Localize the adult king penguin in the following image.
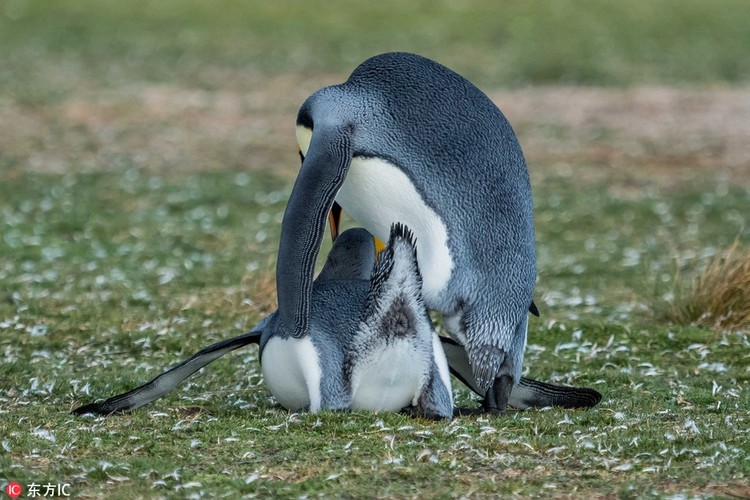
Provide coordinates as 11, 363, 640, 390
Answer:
279, 52, 537, 413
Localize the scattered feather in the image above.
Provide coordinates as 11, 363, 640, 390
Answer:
32, 428, 56, 442
683, 418, 700, 434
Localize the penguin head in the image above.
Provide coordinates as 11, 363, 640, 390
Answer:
294, 101, 352, 245
316, 227, 378, 283
295, 106, 313, 159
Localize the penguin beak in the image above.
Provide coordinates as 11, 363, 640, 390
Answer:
328, 202, 343, 241
328, 201, 387, 258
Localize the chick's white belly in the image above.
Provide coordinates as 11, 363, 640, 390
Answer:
350, 342, 427, 411
335, 156, 453, 305
261, 336, 322, 412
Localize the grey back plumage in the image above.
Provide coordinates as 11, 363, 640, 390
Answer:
299, 52, 535, 288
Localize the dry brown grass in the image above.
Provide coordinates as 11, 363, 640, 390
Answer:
665, 242, 750, 331
241, 265, 279, 314
3, 71, 749, 195
169, 266, 278, 321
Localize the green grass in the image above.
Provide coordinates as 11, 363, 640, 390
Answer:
1, 167, 748, 497
1, 0, 750, 105
1, 1, 749, 497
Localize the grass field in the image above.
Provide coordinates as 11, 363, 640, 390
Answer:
2, 0, 750, 93
1, 1, 749, 498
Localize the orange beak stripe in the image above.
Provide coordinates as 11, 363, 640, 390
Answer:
328, 202, 343, 241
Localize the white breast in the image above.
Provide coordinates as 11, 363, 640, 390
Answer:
349, 339, 429, 412
295, 126, 453, 300
261, 336, 322, 412
335, 156, 453, 304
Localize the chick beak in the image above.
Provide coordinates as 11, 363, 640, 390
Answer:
373, 236, 386, 257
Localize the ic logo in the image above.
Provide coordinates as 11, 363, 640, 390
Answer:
5, 482, 22, 498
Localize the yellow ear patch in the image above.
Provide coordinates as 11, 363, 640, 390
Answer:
295, 125, 313, 157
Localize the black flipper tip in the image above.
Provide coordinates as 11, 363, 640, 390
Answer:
567, 387, 602, 408
71, 402, 122, 416
529, 300, 540, 317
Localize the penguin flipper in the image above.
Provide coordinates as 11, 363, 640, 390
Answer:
72, 323, 267, 416
440, 337, 601, 410
441, 336, 485, 396
508, 377, 602, 409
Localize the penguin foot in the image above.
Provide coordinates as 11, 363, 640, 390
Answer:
452, 406, 486, 417
482, 374, 514, 413
401, 405, 450, 420
452, 375, 516, 417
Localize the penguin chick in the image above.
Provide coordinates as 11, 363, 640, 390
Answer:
342, 224, 453, 418
279, 52, 536, 412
